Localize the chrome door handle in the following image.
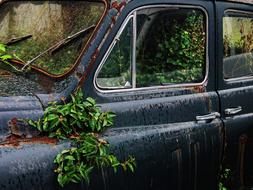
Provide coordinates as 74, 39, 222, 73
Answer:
196, 112, 221, 121
225, 106, 242, 115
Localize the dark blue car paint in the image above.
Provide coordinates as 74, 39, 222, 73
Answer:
0, 0, 252, 189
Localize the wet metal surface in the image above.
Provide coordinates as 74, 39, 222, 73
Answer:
0, 142, 70, 190
1, 0, 252, 189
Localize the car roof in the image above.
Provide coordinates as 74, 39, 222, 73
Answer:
119, 0, 253, 5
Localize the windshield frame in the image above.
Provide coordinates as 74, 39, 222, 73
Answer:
0, 0, 109, 80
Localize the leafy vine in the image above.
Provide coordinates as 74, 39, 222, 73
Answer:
28, 90, 136, 187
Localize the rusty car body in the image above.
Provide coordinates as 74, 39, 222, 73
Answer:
0, 0, 253, 189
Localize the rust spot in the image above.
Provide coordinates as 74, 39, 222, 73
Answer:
92, 48, 100, 60
111, 1, 126, 12
0, 135, 58, 148
193, 85, 205, 93
9, 117, 18, 126
0, 69, 12, 77
8, 118, 40, 138
111, 16, 117, 24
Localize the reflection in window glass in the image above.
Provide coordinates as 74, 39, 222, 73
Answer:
223, 12, 253, 79
97, 20, 132, 89
136, 8, 206, 87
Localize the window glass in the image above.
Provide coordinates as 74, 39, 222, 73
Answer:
136, 8, 206, 87
96, 7, 206, 90
223, 11, 253, 79
0, 1, 104, 75
0, 1, 105, 96
96, 19, 133, 89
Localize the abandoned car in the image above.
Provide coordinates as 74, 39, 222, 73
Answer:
0, 0, 253, 189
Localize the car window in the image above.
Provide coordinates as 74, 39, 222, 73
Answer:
96, 7, 207, 90
96, 18, 133, 89
223, 11, 253, 79
0, 0, 105, 96
136, 8, 206, 87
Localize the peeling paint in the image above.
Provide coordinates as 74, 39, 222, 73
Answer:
0, 136, 58, 148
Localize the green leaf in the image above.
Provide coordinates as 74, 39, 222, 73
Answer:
0, 44, 6, 52
0, 54, 12, 60
65, 155, 75, 161
42, 122, 49, 131
86, 97, 96, 106
47, 114, 59, 121
128, 163, 134, 172
25, 89, 135, 187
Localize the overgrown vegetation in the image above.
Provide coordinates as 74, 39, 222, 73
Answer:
0, 1, 104, 75
97, 10, 206, 88
28, 89, 136, 187
0, 43, 20, 72
136, 10, 205, 86
219, 168, 231, 190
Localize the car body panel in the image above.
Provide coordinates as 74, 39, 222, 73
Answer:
0, 0, 252, 189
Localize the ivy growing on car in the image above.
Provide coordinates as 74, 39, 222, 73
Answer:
28, 89, 136, 187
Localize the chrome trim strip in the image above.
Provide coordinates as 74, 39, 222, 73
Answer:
94, 5, 209, 94
132, 11, 137, 88
225, 75, 253, 83
224, 9, 253, 16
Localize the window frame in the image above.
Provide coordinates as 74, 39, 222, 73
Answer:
94, 5, 209, 93
223, 9, 253, 82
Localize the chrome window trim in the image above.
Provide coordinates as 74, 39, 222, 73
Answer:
94, 5, 209, 94
223, 9, 253, 83
132, 11, 137, 88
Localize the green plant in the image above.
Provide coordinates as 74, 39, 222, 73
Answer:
136, 10, 205, 87
0, 43, 19, 72
219, 168, 231, 190
28, 89, 136, 187
1, 2, 104, 76
154, 11, 205, 82
0, 43, 27, 73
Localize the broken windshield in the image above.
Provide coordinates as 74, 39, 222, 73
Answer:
0, 0, 105, 76
0, 0, 106, 97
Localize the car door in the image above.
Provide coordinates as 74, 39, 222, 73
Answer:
216, 1, 253, 189
82, 0, 223, 190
